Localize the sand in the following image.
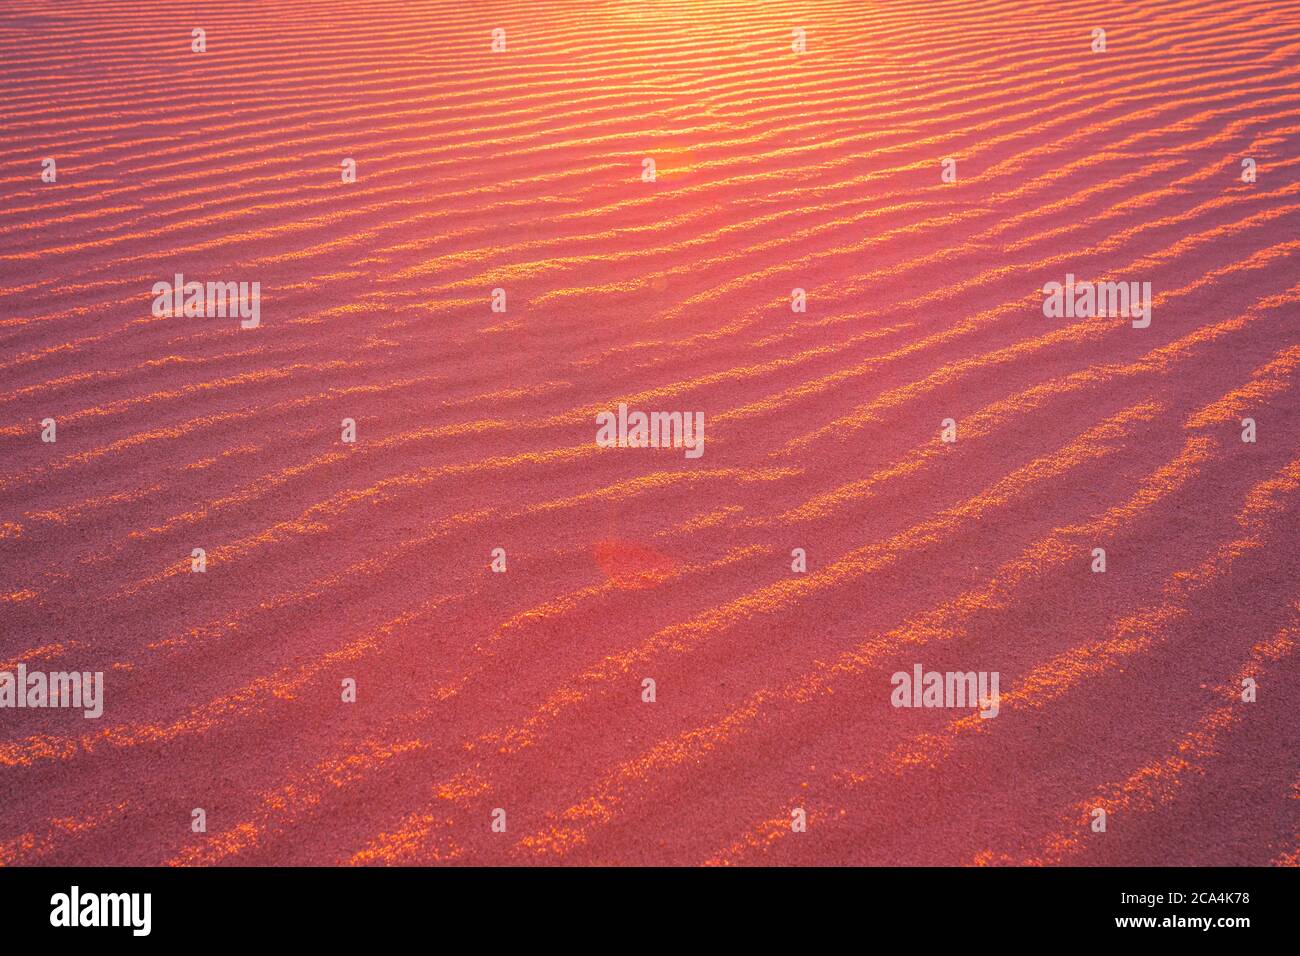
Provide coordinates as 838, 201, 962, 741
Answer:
0, 0, 1297, 866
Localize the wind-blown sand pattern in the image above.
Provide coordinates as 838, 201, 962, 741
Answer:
1, 0, 1297, 866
